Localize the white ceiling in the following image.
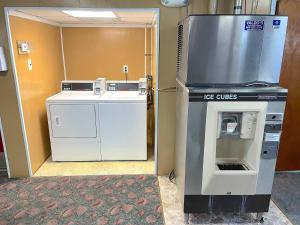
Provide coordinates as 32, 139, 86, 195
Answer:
12, 8, 158, 26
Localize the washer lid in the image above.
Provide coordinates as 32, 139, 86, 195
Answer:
46, 91, 146, 103
102, 91, 147, 103
46, 91, 112, 103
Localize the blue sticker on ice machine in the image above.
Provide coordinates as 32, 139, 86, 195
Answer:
244, 20, 264, 31
273, 20, 281, 29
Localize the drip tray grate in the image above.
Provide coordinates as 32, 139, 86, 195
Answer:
217, 163, 248, 170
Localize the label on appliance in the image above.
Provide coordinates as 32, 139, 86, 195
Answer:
273, 20, 281, 29
189, 92, 288, 102
265, 133, 281, 142
227, 123, 237, 133
245, 20, 264, 31
203, 93, 238, 100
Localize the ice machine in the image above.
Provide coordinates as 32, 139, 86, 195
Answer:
175, 15, 288, 223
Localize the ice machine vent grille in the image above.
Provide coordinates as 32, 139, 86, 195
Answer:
177, 24, 183, 73
217, 163, 247, 170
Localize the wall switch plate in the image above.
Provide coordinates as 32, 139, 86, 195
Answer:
123, 65, 128, 73
28, 59, 32, 71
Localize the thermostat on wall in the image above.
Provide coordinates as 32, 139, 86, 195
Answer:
17, 41, 31, 54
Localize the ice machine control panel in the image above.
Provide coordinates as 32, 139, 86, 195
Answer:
261, 113, 283, 159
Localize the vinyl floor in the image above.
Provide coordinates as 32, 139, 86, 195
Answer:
272, 172, 300, 225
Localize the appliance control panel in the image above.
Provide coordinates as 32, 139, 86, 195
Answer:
107, 82, 139, 91
261, 113, 283, 159
61, 81, 94, 91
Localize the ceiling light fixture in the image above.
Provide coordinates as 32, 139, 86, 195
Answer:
63, 10, 116, 18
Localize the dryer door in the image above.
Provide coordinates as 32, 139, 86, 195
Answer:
49, 104, 97, 138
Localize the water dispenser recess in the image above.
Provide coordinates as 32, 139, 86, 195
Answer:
202, 102, 267, 195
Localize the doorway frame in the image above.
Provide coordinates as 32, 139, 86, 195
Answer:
4, 7, 160, 176
0, 116, 11, 178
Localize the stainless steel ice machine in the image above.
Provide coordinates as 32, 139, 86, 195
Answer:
175, 15, 288, 223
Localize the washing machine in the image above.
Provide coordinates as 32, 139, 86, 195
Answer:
99, 80, 147, 161
46, 80, 108, 161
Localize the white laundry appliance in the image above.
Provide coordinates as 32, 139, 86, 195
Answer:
99, 80, 147, 161
46, 80, 108, 161
46, 79, 147, 161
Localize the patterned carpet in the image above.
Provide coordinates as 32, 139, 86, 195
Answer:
0, 175, 164, 225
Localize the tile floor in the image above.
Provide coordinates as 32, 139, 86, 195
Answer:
34, 157, 155, 176
34, 148, 155, 176
158, 176, 293, 225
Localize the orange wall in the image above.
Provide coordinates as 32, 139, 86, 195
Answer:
62, 27, 151, 81
10, 16, 64, 174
